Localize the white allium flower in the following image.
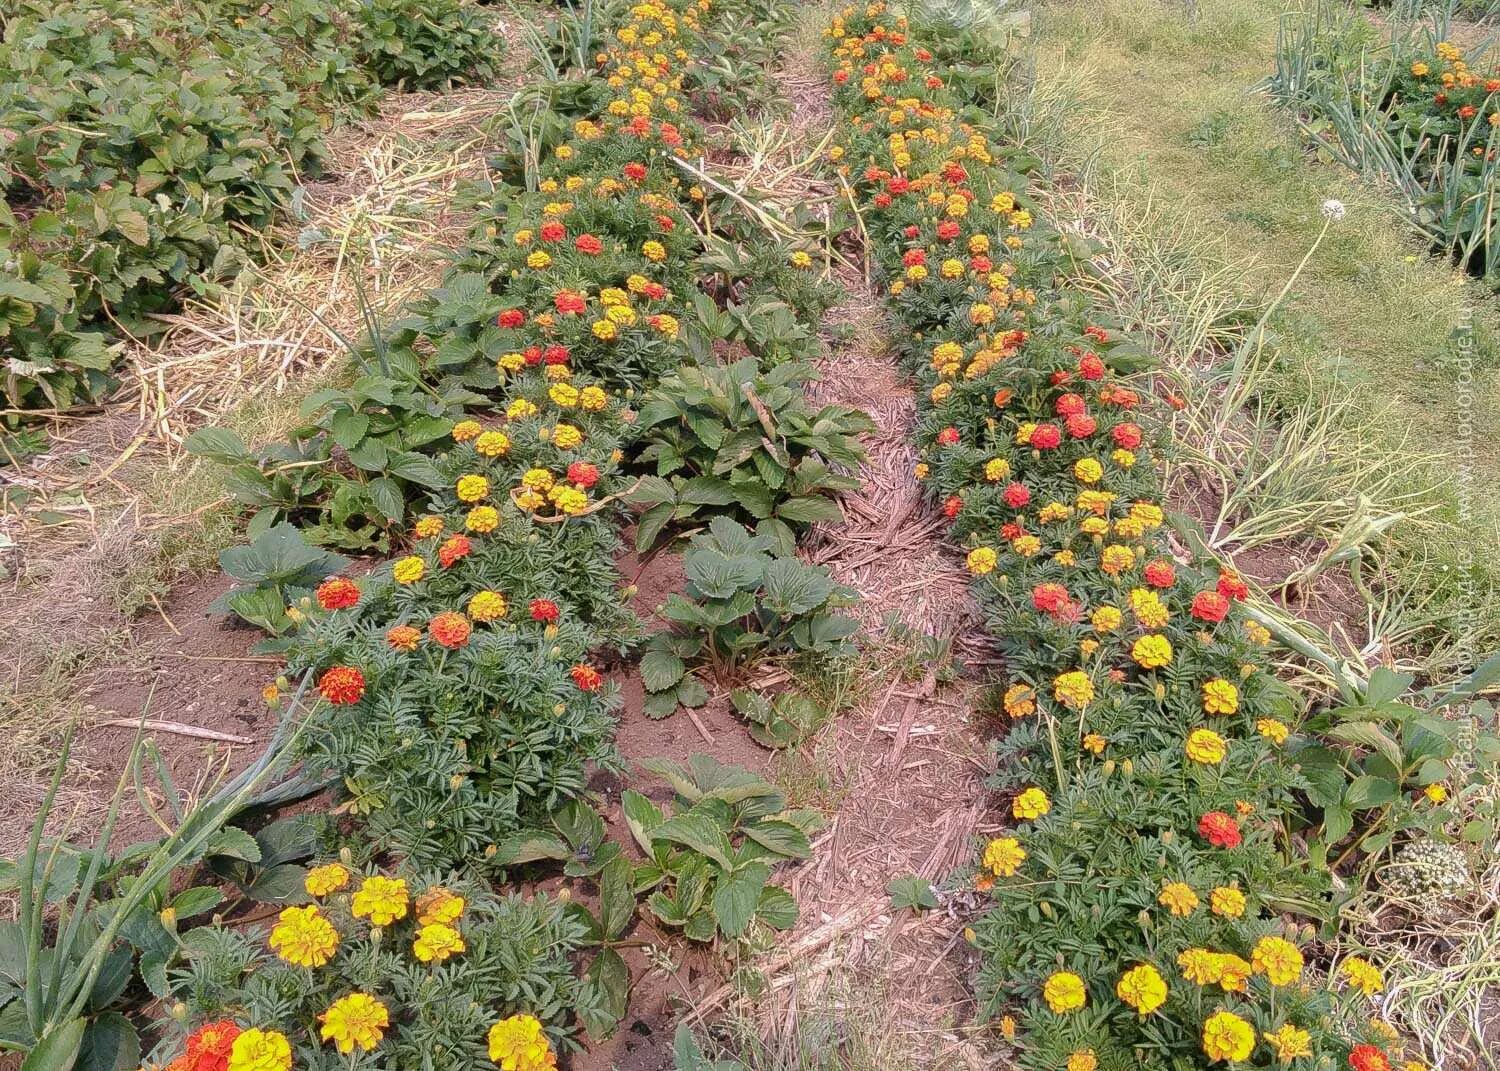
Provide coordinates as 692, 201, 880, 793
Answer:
1320, 199, 1347, 222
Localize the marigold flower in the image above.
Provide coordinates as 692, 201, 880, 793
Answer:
1350, 1045, 1392, 1071
579, 385, 608, 411
530, 598, 561, 623
1042, 970, 1086, 1013
316, 577, 360, 611
642, 240, 667, 261
226, 1028, 291, 1071
1185, 727, 1227, 765
413, 922, 466, 963
1143, 559, 1176, 588
571, 664, 603, 691
417, 886, 465, 925
1177, 947, 1221, 986
1198, 811, 1241, 848
1073, 458, 1103, 484
387, 625, 421, 652
1091, 606, 1122, 632
318, 666, 365, 706
181, 1021, 240, 1071
1052, 670, 1094, 710
351, 875, 408, 926
1158, 882, 1198, 917
966, 547, 998, 575
1210, 885, 1246, 917
1116, 963, 1168, 1015
1257, 718, 1289, 745
1132, 634, 1174, 669
429, 611, 472, 649
982, 836, 1026, 877
320, 992, 389, 1054
439, 535, 472, 568
305, 863, 350, 898
1340, 956, 1384, 997
1190, 590, 1229, 623
469, 591, 508, 623
1100, 544, 1135, 576
1202, 678, 1239, 715
1263, 1024, 1313, 1062
457, 474, 490, 503
467, 505, 500, 533
1065, 1051, 1097, 1071
488, 1014, 557, 1071
393, 556, 426, 584
1013, 786, 1050, 821
1251, 935, 1304, 986
1217, 570, 1249, 601
1202, 1010, 1255, 1063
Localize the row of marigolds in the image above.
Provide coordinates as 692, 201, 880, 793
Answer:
147, 1, 818, 1068
825, 5, 1413, 1070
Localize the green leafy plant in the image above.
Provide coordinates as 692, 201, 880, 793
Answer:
353, 0, 500, 90
623, 756, 818, 943
638, 518, 859, 718
729, 687, 830, 749
630, 358, 872, 553
209, 523, 350, 635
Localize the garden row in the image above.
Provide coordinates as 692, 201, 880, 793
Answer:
823, 4, 1495, 1069
0, 0, 497, 425
8, 1, 874, 1069
1270, 0, 1499, 282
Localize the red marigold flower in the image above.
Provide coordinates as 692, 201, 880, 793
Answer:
833, 69, 849, 84
936, 221, 960, 241
660, 124, 683, 146
318, 666, 366, 706
1003, 483, 1031, 508
571, 664, 603, 691
925, 75, 943, 90
937, 427, 961, 446
182, 1020, 240, 1071
970, 255, 992, 273
1032, 583, 1072, 615
529, 598, 560, 623
902, 249, 926, 267
498, 309, 525, 329
942, 161, 967, 184
873, 192, 893, 208
1055, 393, 1087, 417
438, 535, 472, 569
540, 220, 566, 242
575, 234, 603, 256
655, 214, 675, 232
624, 161, 648, 182
1050, 370, 1072, 387
1000, 521, 1024, 541
544, 344, 570, 365
642, 282, 667, 301
1198, 811, 1242, 849
1190, 590, 1230, 623
1029, 424, 1062, 450
1217, 570, 1250, 602
387, 625, 422, 652
1111, 422, 1142, 449
1350, 1047, 1392, 1071
555, 290, 586, 315
942, 495, 963, 519
567, 461, 599, 489
1078, 352, 1105, 380
524, 345, 544, 366
316, 576, 360, 611
1065, 414, 1097, 439
888, 176, 909, 194
1457, 104, 1477, 120
1143, 560, 1176, 588
429, 611, 472, 650
904, 225, 920, 238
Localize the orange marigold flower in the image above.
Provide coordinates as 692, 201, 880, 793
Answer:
387, 625, 421, 652
316, 577, 360, 611
318, 666, 365, 705
429, 612, 472, 649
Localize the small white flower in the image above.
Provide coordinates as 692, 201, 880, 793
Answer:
1321, 199, 1347, 222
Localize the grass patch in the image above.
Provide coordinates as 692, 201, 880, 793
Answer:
1013, 0, 1500, 672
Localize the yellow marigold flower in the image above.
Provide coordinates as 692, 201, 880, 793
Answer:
1116, 963, 1168, 1015
1038, 502, 1071, 524
1014, 535, 1041, 557
967, 546, 998, 575
984, 457, 1011, 482
1202, 678, 1239, 715
1129, 501, 1164, 527
413, 922, 466, 963
1210, 885, 1246, 918
579, 385, 608, 411
1100, 544, 1135, 576
1251, 935, 1304, 987
469, 432, 509, 460
931, 382, 953, 403
1411, 61, 1430, 76
1013, 786, 1050, 821
522, 468, 554, 492
268, 904, 338, 967
653, 313, 680, 338
1091, 606, 1122, 632
1254, 717, 1289, 745
599, 287, 628, 307
1082, 732, 1107, 755
227, 1028, 292, 1071
591, 319, 618, 341
1158, 882, 1199, 917
469, 590, 508, 622
305, 863, 350, 898
1073, 458, 1103, 484
1053, 670, 1094, 710
1178, 947, 1221, 986
999, 1015, 1016, 1039
1067, 1051, 1098, 1071
1129, 588, 1169, 628
393, 555, 426, 585
1056, 550, 1078, 567
320, 992, 389, 1054
983, 836, 1026, 877
513, 229, 535, 245
1042, 970, 1086, 1013
457, 474, 490, 503
969, 234, 991, 253
549, 383, 580, 408
914, 462, 929, 479
906, 264, 928, 282
415, 886, 465, 925
552, 424, 583, 450
1215, 954, 1251, 993
1185, 727, 1227, 765
940, 258, 965, 279
605, 304, 636, 326
414, 515, 445, 539
488, 1014, 556, 1071
351, 875, 408, 927
1341, 956, 1384, 997
642, 240, 667, 261
1263, 1024, 1313, 1062
1424, 782, 1448, 803
515, 489, 545, 512
527, 250, 552, 270
453, 419, 483, 442
467, 505, 500, 533
1003, 683, 1036, 717
1132, 634, 1173, 669
499, 351, 526, 373
1203, 1010, 1255, 1063
1112, 448, 1137, 468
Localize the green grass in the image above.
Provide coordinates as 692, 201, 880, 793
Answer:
1008, 0, 1500, 674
